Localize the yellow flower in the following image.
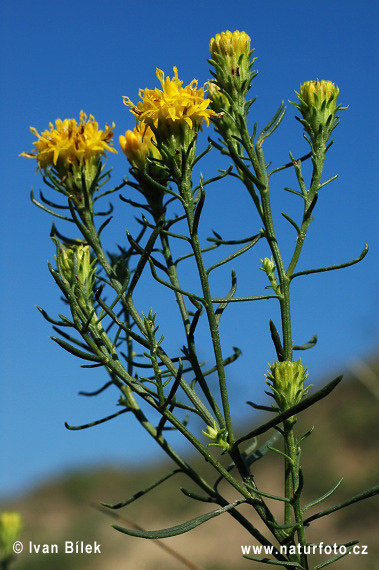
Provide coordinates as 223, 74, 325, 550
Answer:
21, 111, 117, 171
123, 67, 215, 132
119, 125, 160, 170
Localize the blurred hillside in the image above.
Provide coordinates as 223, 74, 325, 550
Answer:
2, 360, 378, 570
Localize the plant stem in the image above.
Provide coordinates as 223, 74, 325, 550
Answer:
181, 177, 233, 439
284, 420, 308, 569
158, 229, 224, 424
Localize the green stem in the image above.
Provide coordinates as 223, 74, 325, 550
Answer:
287, 148, 326, 278
284, 420, 308, 569
245, 129, 294, 361
182, 179, 233, 439
159, 229, 225, 425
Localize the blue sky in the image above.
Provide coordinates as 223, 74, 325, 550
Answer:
1, 0, 378, 498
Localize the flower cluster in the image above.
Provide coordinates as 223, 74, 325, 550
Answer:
209, 29, 251, 59
119, 125, 168, 218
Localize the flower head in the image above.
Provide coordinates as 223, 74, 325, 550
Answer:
124, 67, 215, 134
119, 125, 167, 218
124, 68, 217, 183
56, 242, 96, 314
266, 360, 310, 416
21, 111, 117, 171
292, 80, 344, 147
119, 125, 160, 170
209, 30, 251, 59
209, 30, 255, 103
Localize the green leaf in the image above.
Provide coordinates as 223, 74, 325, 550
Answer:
293, 334, 318, 351
290, 243, 369, 280
113, 499, 245, 539
281, 212, 300, 234
180, 488, 216, 503
101, 469, 181, 509
242, 555, 301, 567
215, 270, 237, 325
50, 336, 105, 362
236, 375, 343, 446
269, 320, 284, 361
304, 484, 379, 526
312, 544, 359, 569
303, 478, 343, 512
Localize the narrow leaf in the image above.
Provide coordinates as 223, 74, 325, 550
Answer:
236, 375, 343, 445
65, 408, 130, 430
101, 469, 181, 509
50, 336, 104, 362
303, 478, 343, 512
242, 555, 301, 567
281, 211, 300, 234
270, 320, 284, 361
113, 499, 245, 539
312, 545, 359, 569
304, 484, 379, 525
293, 334, 318, 351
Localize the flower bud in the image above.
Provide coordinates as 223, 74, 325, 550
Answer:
119, 126, 167, 219
202, 421, 230, 452
57, 243, 96, 313
260, 256, 276, 274
0, 512, 22, 559
209, 30, 254, 102
266, 359, 310, 414
293, 80, 343, 148
208, 81, 240, 141
259, 257, 280, 295
119, 126, 160, 170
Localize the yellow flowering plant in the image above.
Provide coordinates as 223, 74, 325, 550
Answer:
22, 29, 377, 570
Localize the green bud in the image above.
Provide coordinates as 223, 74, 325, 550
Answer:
209, 30, 254, 103
260, 256, 276, 274
57, 242, 96, 313
292, 80, 345, 148
266, 359, 310, 414
208, 81, 241, 143
259, 257, 280, 295
202, 421, 230, 452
